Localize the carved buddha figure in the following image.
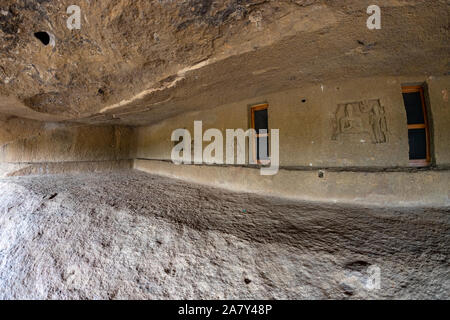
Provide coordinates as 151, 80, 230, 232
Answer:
340, 104, 363, 133
369, 102, 387, 143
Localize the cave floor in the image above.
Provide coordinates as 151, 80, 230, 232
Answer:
0, 170, 448, 299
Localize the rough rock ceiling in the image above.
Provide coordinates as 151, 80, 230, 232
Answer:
0, 0, 448, 126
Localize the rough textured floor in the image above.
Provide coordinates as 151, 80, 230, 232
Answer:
0, 170, 448, 299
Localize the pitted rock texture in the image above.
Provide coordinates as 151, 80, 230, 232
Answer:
0, 0, 448, 125
0, 170, 448, 299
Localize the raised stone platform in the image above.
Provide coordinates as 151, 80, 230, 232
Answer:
0, 171, 448, 299
135, 159, 450, 207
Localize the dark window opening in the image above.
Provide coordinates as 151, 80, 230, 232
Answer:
403, 91, 425, 124
402, 86, 431, 166
408, 129, 427, 160
253, 108, 268, 132
34, 32, 50, 45
251, 104, 270, 163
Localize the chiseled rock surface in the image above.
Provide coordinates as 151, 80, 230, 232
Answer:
0, 0, 448, 125
0, 170, 448, 299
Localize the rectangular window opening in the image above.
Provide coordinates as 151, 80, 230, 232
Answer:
402, 86, 431, 167
250, 104, 270, 164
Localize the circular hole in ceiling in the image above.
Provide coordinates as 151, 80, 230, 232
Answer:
34, 32, 50, 45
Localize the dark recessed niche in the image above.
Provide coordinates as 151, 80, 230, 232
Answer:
34, 32, 50, 45
301, 99, 307, 103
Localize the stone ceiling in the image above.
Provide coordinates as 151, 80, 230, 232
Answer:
0, 0, 448, 126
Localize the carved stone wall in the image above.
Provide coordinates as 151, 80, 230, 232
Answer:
332, 99, 388, 144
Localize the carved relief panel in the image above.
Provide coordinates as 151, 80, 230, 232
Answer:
332, 99, 388, 144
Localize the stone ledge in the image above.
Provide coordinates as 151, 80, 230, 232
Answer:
1, 160, 133, 177
135, 158, 450, 173
134, 159, 450, 207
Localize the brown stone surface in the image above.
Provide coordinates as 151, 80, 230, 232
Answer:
0, 0, 448, 125
0, 114, 134, 167
135, 75, 450, 167
134, 159, 450, 207
1, 159, 133, 177
0, 1, 448, 301
0, 171, 449, 299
